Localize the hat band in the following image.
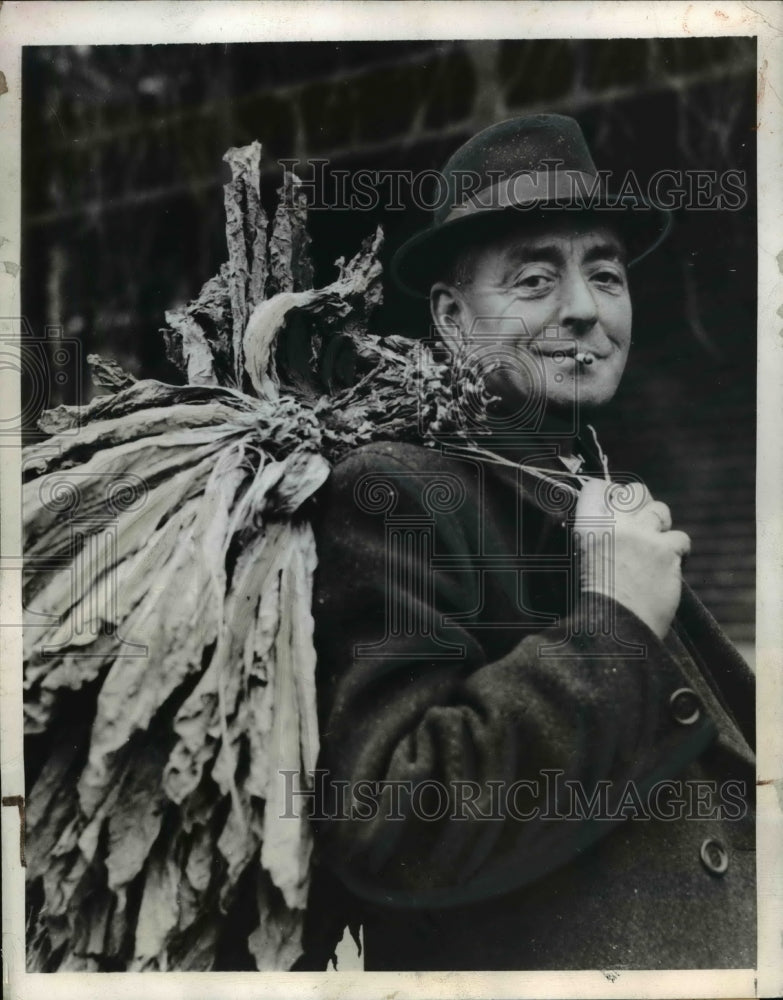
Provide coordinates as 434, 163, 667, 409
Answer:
443, 169, 609, 224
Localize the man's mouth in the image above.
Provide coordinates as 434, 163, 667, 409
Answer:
528, 345, 608, 362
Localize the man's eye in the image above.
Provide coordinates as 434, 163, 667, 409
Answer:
591, 268, 625, 287
513, 272, 553, 290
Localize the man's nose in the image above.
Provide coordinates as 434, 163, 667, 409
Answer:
557, 271, 598, 332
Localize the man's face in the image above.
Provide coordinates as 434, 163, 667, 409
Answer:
431, 216, 633, 419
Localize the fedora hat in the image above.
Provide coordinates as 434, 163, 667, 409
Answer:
390, 114, 672, 298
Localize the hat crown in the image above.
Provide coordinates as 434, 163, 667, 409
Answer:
435, 114, 598, 225
390, 112, 672, 299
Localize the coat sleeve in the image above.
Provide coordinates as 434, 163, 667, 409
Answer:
308, 445, 717, 909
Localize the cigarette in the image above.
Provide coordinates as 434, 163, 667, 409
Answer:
575, 352, 594, 365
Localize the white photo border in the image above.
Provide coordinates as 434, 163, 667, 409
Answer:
1, 3, 781, 997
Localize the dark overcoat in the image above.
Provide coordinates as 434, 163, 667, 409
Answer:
305, 438, 756, 971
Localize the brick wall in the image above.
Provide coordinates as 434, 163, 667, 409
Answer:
21, 38, 757, 646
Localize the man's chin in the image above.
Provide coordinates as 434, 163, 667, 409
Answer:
542, 395, 610, 429
487, 392, 614, 433
572, 387, 619, 413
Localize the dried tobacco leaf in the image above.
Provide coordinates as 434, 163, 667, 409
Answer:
222, 142, 268, 385
259, 532, 315, 912
247, 867, 305, 972
242, 226, 384, 399
131, 835, 180, 970
268, 170, 314, 296
23, 139, 437, 973
33, 379, 250, 442
76, 527, 218, 818
104, 740, 169, 892
162, 309, 219, 386
168, 916, 220, 972
162, 266, 234, 384
25, 741, 82, 883
184, 822, 215, 896
87, 354, 138, 392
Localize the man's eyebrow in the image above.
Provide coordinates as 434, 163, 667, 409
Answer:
503, 243, 563, 267
497, 243, 562, 282
582, 241, 627, 264
501, 238, 626, 274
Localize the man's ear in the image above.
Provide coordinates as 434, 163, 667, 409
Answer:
430, 282, 468, 356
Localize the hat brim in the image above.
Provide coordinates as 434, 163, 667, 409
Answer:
390, 198, 673, 300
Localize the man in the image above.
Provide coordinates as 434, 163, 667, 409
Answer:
307, 115, 755, 970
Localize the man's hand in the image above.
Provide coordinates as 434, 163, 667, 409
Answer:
574, 479, 691, 640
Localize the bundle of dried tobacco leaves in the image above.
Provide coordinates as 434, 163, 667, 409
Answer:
23, 142, 496, 972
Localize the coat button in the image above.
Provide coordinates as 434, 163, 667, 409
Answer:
669, 687, 701, 725
700, 838, 729, 876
